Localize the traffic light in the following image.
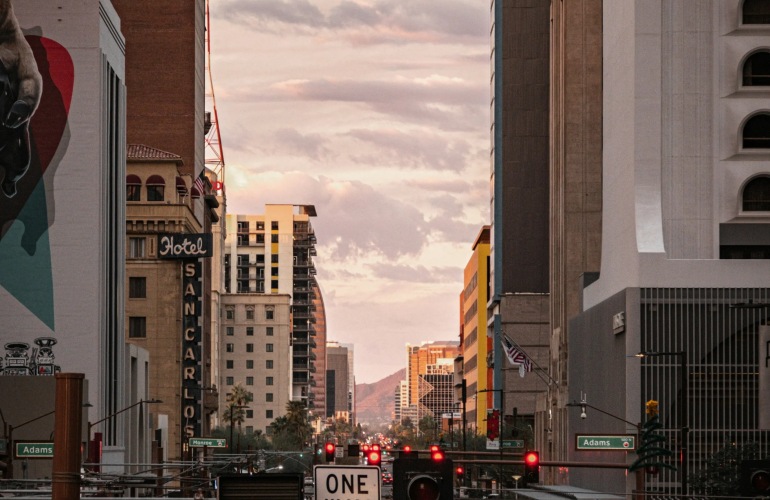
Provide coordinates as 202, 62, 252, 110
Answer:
455, 465, 465, 481
368, 443, 382, 466
523, 450, 540, 484
393, 457, 454, 500
429, 445, 445, 461
400, 445, 414, 459
324, 442, 335, 462
741, 460, 770, 496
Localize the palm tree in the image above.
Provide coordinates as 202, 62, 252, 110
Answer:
285, 401, 312, 446
223, 384, 252, 452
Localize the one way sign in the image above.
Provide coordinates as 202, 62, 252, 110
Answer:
313, 465, 381, 500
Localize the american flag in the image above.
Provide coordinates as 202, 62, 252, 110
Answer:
502, 333, 532, 374
194, 170, 207, 194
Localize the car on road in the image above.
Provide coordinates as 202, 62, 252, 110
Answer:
381, 471, 393, 484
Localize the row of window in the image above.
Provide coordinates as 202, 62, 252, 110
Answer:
225, 326, 274, 336
226, 359, 274, 369
225, 375, 274, 386
225, 343, 274, 352
237, 233, 280, 245
224, 307, 274, 321
238, 220, 279, 232
126, 174, 201, 202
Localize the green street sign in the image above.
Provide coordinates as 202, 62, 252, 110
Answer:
15, 442, 54, 458
188, 437, 227, 448
503, 440, 524, 448
576, 435, 635, 451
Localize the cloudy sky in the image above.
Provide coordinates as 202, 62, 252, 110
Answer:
210, 0, 490, 384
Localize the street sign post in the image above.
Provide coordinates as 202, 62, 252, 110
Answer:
503, 440, 524, 448
188, 437, 227, 448
314, 465, 381, 500
15, 442, 54, 458
575, 435, 636, 451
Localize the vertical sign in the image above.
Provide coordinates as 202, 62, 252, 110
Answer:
182, 260, 203, 440
759, 325, 770, 429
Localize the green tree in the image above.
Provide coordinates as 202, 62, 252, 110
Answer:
268, 402, 313, 450
223, 383, 253, 452
690, 442, 760, 496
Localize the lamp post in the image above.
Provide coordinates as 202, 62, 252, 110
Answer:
477, 388, 504, 497
86, 399, 162, 468
635, 351, 688, 499
566, 399, 643, 500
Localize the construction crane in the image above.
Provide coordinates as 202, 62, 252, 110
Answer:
204, 0, 225, 194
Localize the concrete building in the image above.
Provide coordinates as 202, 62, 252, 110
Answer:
222, 205, 321, 422
564, 1, 770, 495
0, 0, 128, 472
487, 0, 551, 456
125, 144, 218, 460
460, 226, 492, 435
404, 341, 460, 425
326, 342, 354, 423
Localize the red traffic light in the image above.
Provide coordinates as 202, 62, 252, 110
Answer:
524, 450, 540, 484
325, 443, 335, 453
430, 445, 445, 461
368, 444, 382, 466
455, 465, 465, 478
403, 445, 411, 453
524, 451, 539, 466
325, 442, 335, 462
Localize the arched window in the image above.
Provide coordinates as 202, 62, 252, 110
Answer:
146, 174, 165, 201
742, 113, 770, 149
743, 0, 770, 24
743, 176, 770, 211
126, 174, 141, 201
175, 176, 188, 197
743, 51, 770, 86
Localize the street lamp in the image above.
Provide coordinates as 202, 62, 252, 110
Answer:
635, 351, 688, 499
477, 388, 504, 496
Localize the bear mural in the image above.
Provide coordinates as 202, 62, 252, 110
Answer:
0, 0, 74, 332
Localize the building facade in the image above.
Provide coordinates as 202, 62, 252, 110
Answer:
565, 1, 770, 495
404, 341, 460, 425
326, 342, 352, 422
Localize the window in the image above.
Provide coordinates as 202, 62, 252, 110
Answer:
743, 0, 770, 24
266, 327, 274, 336
271, 267, 279, 276
146, 175, 165, 201
271, 280, 278, 289
743, 51, 770, 86
271, 254, 279, 263
271, 221, 279, 230
238, 221, 249, 233
226, 343, 234, 352
129, 237, 146, 258
226, 327, 234, 336
271, 234, 279, 243
226, 360, 233, 369
743, 176, 770, 211
246, 360, 254, 369
266, 308, 274, 320
226, 377, 234, 385
266, 360, 273, 369
256, 233, 265, 244
266, 343, 274, 352
126, 175, 141, 201
246, 377, 254, 385
246, 308, 254, 320
266, 376, 274, 386
256, 254, 265, 264
246, 327, 254, 336
257, 221, 264, 230
128, 317, 146, 338
246, 410, 253, 419
226, 309, 234, 320
266, 410, 273, 419
266, 393, 274, 402
128, 277, 146, 298
246, 343, 254, 353
743, 113, 770, 148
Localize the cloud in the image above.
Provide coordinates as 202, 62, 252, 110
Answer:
272, 128, 333, 161
347, 128, 471, 171
367, 262, 459, 283
215, 0, 488, 43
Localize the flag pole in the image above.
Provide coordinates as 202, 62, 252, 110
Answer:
501, 331, 559, 387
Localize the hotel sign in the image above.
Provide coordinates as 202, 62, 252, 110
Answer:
158, 233, 212, 259
182, 260, 203, 441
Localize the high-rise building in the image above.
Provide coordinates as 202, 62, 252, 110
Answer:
222, 205, 321, 420
0, 0, 127, 475
326, 341, 354, 424
405, 341, 460, 424
460, 226, 492, 435
487, 0, 551, 443
562, 1, 770, 494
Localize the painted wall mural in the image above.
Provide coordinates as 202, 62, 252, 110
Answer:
0, 0, 74, 373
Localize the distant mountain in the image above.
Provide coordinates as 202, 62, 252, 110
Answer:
355, 368, 405, 428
